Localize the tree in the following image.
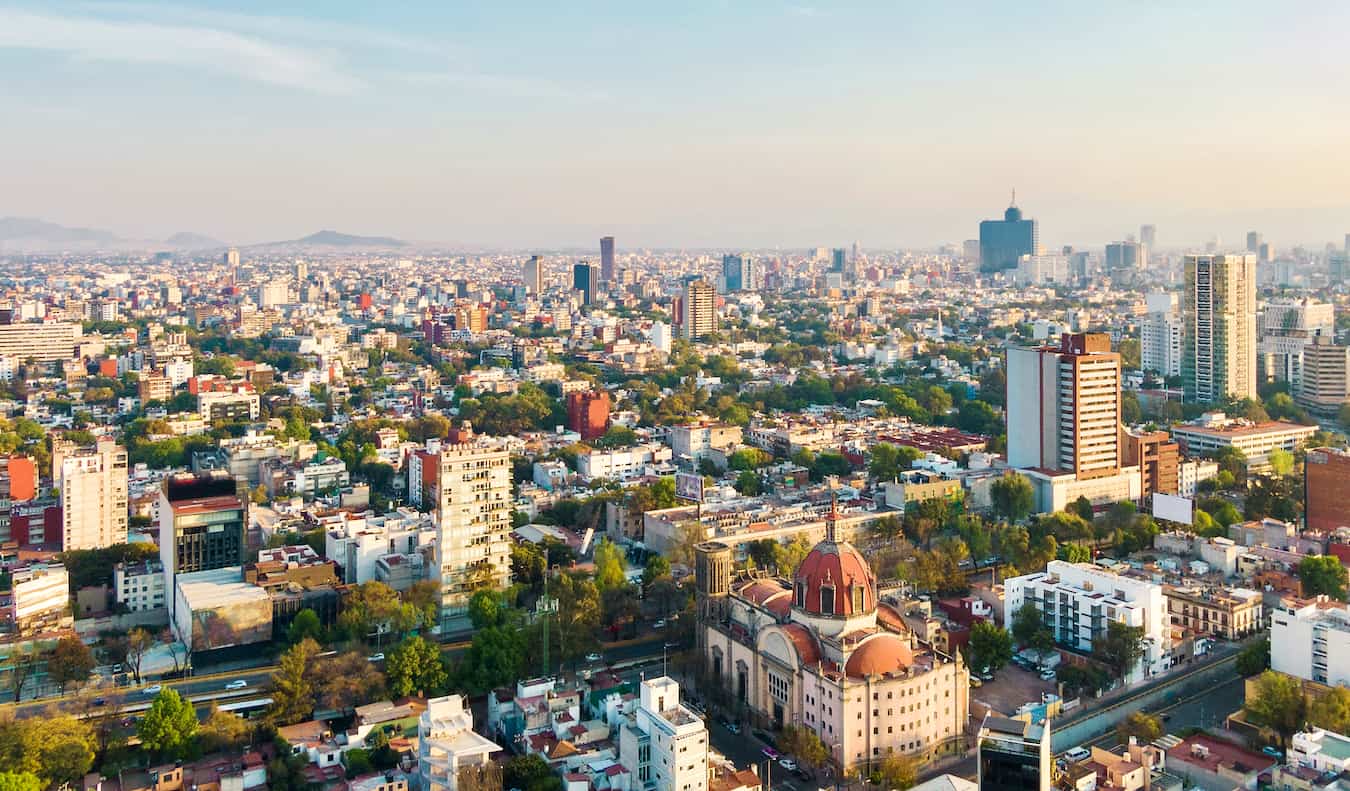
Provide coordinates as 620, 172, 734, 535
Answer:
313, 651, 388, 711
138, 688, 199, 759
1069, 495, 1095, 522
734, 469, 762, 496
779, 724, 829, 769
1235, 638, 1270, 677
1011, 602, 1053, 653
990, 472, 1034, 522
874, 750, 917, 790
601, 584, 643, 637
269, 638, 320, 725
642, 554, 672, 587
1267, 448, 1295, 477
120, 627, 156, 684
1245, 670, 1307, 748
5, 646, 38, 702
967, 622, 1014, 674
1038, 511, 1094, 543
775, 535, 813, 577
457, 761, 504, 791
869, 443, 920, 481
552, 572, 601, 665
1117, 712, 1162, 744
339, 581, 419, 645
287, 608, 324, 645
199, 703, 251, 753
0, 773, 44, 791
468, 589, 507, 630
1058, 543, 1092, 563
1299, 555, 1349, 600
456, 622, 527, 693
1093, 621, 1146, 680
592, 538, 627, 591
386, 636, 448, 698
48, 636, 96, 695
503, 754, 563, 791
1310, 686, 1350, 734
0, 716, 96, 786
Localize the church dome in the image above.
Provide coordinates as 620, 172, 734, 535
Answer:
792, 538, 875, 618
844, 634, 915, 678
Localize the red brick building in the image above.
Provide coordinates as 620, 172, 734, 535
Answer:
566, 390, 611, 441
1306, 447, 1350, 532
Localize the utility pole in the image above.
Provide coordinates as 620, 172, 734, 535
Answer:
536, 563, 558, 678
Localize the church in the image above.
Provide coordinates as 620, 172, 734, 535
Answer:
695, 508, 970, 771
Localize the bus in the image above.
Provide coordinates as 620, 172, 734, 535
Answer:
215, 697, 273, 719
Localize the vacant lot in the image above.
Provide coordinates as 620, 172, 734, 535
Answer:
973, 664, 1057, 716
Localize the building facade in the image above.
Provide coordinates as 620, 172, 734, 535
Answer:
158, 473, 247, 611
979, 202, 1038, 272
1182, 253, 1257, 403
427, 441, 512, 626
618, 678, 708, 791
682, 280, 717, 340
1298, 336, 1349, 416
1007, 333, 1122, 479
56, 438, 129, 551
1271, 600, 1350, 686
1163, 586, 1262, 640
1306, 447, 1350, 533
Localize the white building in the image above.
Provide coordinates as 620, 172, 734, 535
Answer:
1004, 560, 1168, 682
56, 438, 129, 551
1141, 293, 1183, 378
322, 508, 435, 585
1170, 412, 1317, 471
11, 563, 69, 635
1272, 600, 1350, 687
1289, 728, 1350, 775
198, 390, 261, 422
115, 560, 166, 612
418, 694, 501, 791
577, 443, 673, 481
670, 423, 742, 465
618, 677, 707, 791
164, 357, 194, 388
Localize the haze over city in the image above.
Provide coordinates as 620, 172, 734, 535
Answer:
4, 1, 1350, 248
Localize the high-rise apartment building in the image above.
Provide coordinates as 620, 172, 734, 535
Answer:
1140, 224, 1157, 249
977, 715, 1051, 791
1183, 253, 1257, 403
600, 236, 615, 283
1105, 241, 1143, 275
1141, 293, 1183, 377
979, 198, 1038, 272
0, 322, 81, 363
416, 441, 512, 626
572, 262, 598, 306
258, 280, 289, 309
721, 254, 745, 291
224, 247, 240, 269
55, 439, 129, 551
158, 472, 246, 610
1298, 336, 1350, 416
1257, 297, 1335, 388
681, 280, 717, 340
522, 255, 542, 295
1007, 333, 1121, 479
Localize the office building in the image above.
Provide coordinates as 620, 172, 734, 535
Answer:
1298, 336, 1350, 416
1256, 297, 1334, 387
681, 280, 717, 340
0, 321, 81, 363
977, 715, 1050, 791
1007, 333, 1121, 479
722, 254, 746, 291
412, 440, 512, 626
1306, 447, 1350, 533
158, 473, 247, 611
830, 247, 847, 273
1004, 560, 1168, 681
55, 438, 129, 551
258, 280, 289, 309
1183, 253, 1256, 402
418, 695, 500, 791
618, 677, 708, 791
1246, 231, 1262, 253
1105, 241, 1143, 275
12, 563, 70, 635
978, 197, 1038, 272
1141, 293, 1183, 377
1122, 429, 1179, 497
198, 390, 260, 422
572, 262, 598, 306
224, 247, 240, 269
600, 236, 615, 283
1271, 599, 1350, 686
1169, 411, 1316, 471
1140, 224, 1157, 249
522, 255, 542, 295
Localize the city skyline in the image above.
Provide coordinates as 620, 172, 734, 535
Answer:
3, 3, 1350, 249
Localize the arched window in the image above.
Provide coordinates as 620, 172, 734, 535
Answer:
820, 585, 835, 615
795, 580, 806, 608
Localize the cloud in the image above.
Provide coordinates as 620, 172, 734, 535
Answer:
399, 71, 610, 103
0, 8, 363, 94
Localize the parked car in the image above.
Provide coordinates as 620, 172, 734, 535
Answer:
778, 758, 798, 772
1262, 746, 1284, 760
92, 697, 106, 706
1039, 669, 1057, 681
225, 680, 248, 690
969, 677, 983, 688
1063, 747, 1091, 763
653, 619, 667, 629
143, 685, 162, 695
367, 653, 385, 662
725, 722, 742, 735
585, 652, 603, 663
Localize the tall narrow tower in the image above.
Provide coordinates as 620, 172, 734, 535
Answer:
1183, 253, 1257, 402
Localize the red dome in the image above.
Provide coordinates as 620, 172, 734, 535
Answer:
792, 539, 875, 618
844, 634, 914, 678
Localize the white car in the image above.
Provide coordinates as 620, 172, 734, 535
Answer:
1063, 747, 1091, 763
368, 653, 385, 662
585, 652, 603, 663
778, 758, 798, 772
225, 680, 248, 690
143, 684, 162, 695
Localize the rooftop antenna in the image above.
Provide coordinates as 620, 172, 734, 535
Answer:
1011, 187, 1016, 207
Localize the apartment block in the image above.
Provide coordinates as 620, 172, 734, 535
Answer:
55, 438, 129, 551
1183, 253, 1257, 402
1271, 600, 1350, 686
618, 678, 708, 791
1163, 585, 1262, 640
1306, 447, 1350, 532
11, 563, 70, 635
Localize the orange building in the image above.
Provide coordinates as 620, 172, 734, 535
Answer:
566, 390, 611, 441
1307, 447, 1350, 532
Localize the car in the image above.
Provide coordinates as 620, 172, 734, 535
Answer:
225, 680, 248, 690
143, 685, 162, 695
653, 619, 666, 629
585, 652, 603, 663
778, 758, 798, 772
1160, 713, 1171, 722
1262, 746, 1284, 759
969, 677, 983, 688
92, 697, 106, 706
760, 747, 780, 760
725, 722, 742, 735
980, 671, 994, 681
1063, 747, 1091, 763
1040, 670, 1057, 681
367, 653, 385, 662
111, 664, 123, 673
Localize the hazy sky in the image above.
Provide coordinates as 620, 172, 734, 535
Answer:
3, 1, 1350, 250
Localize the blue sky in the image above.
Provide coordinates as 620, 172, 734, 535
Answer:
3, 2, 1349, 249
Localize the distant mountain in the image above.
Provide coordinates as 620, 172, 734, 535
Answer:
0, 216, 119, 245
286, 229, 406, 248
164, 231, 224, 249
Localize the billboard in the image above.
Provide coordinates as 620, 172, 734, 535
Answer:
1152, 493, 1194, 526
190, 596, 273, 652
674, 472, 704, 503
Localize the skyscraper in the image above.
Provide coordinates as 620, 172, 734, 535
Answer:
157, 472, 246, 610
522, 255, 542, 295
830, 248, 846, 273
1246, 231, 1263, 253
425, 441, 511, 627
572, 262, 598, 306
1141, 293, 1183, 378
1183, 253, 1257, 403
681, 280, 717, 340
721, 254, 745, 291
1006, 333, 1122, 479
224, 247, 240, 269
1140, 224, 1157, 249
979, 195, 1038, 272
1105, 241, 1143, 275
599, 236, 615, 283
54, 438, 128, 551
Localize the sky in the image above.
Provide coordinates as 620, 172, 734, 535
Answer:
3, 1, 1350, 250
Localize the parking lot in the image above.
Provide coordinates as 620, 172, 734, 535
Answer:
971, 664, 1057, 716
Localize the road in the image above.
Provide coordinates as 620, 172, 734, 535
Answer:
1084, 673, 1246, 751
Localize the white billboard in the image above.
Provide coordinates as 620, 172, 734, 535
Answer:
1152, 493, 1193, 526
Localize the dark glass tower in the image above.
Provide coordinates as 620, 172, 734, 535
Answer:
979, 198, 1039, 272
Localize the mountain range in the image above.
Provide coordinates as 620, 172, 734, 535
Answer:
0, 217, 406, 250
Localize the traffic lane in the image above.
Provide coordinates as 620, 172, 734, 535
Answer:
707, 718, 813, 791
8, 667, 278, 719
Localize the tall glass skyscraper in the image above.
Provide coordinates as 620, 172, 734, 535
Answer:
979, 199, 1038, 272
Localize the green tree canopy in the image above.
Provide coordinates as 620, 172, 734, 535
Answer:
1299, 555, 1349, 601
138, 688, 199, 759
967, 621, 1014, 674
991, 472, 1034, 522
386, 635, 448, 698
1245, 670, 1307, 747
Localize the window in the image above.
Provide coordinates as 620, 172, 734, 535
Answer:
821, 585, 835, 615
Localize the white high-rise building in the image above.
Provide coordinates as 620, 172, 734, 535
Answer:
1141, 293, 1183, 378
55, 439, 129, 551
1256, 297, 1335, 389
1007, 333, 1122, 478
619, 677, 708, 791
651, 321, 672, 354
522, 255, 543, 295
1004, 560, 1169, 682
1183, 253, 1257, 402
1271, 600, 1350, 687
681, 280, 717, 340
258, 280, 289, 309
